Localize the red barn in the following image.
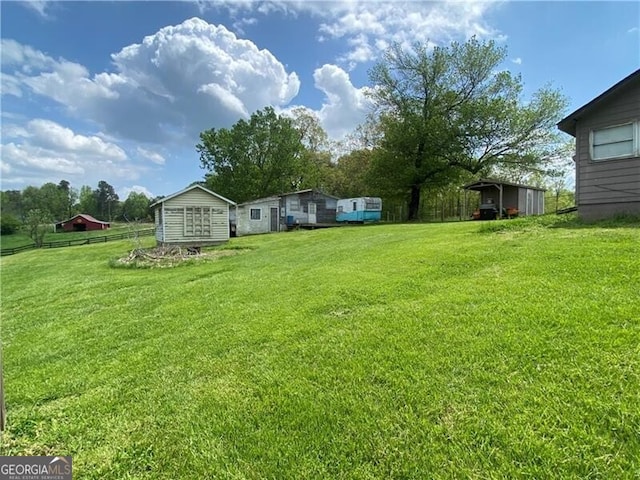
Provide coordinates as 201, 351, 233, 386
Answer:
56, 214, 111, 232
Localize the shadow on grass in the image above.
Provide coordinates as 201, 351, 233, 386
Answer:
479, 213, 640, 234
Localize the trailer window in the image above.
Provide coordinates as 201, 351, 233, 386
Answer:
353, 202, 357, 211
365, 200, 381, 210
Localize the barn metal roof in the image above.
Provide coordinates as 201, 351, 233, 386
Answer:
55, 214, 111, 226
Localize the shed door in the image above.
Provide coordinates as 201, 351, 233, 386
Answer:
308, 203, 317, 224
270, 207, 278, 232
526, 189, 534, 215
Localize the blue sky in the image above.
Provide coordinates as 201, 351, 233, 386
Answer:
1, 1, 638, 200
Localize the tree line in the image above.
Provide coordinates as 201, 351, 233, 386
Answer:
1, 180, 158, 236
198, 37, 574, 220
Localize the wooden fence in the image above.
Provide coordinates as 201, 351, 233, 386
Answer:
0, 228, 155, 257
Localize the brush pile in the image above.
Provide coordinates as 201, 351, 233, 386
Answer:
113, 246, 217, 268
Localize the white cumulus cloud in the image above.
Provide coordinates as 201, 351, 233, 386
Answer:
0, 119, 142, 187
312, 64, 373, 140
2, 18, 301, 144
120, 185, 155, 199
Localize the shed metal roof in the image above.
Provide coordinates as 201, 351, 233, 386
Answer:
150, 184, 236, 207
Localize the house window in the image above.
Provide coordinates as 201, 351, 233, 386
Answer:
590, 123, 638, 161
289, 199, 300, 211
250, 208, 261, 220
185, 207, 212, 237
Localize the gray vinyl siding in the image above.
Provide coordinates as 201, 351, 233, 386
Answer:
158, 189, 230, 244
574, 81, 640, 212
283, 192, 338, 224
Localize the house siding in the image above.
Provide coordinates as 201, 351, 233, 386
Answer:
237, 198, 280, 236
573, 80, 640, 220
157, 188, 230, 245
283, 191, 337, 225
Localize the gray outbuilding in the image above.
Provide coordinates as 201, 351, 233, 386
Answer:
463, 178, 546, 219
236, 196, 281, 236
151, 185, 236, 247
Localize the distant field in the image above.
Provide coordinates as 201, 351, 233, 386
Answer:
1, 216, 639, 478
0, 223, 154, 250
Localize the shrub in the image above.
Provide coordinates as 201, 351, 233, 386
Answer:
0, 214, 22, 235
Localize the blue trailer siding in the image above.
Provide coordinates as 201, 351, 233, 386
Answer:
336, 210, 381, 223
337, 211, 361, 222
363, 210, 381, 222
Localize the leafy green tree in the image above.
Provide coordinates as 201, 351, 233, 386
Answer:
21, 186, 43, 215
78, 185, 98, 217
198, 107, 304, 203
328, 149, 376, 198
39, 182, 69, 220
368, 37, 567, 220
0, 214, 21, 235
121, 192, 151, 221
0, 190, 23, 219
24, 209, 52, 247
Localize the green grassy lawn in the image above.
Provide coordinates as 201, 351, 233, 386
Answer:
0, 223, 154, 250
1, 217, 639, 478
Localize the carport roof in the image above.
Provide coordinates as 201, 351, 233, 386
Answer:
463, 178, 546, 192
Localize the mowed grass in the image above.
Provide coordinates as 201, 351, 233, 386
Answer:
1, 218, 639, 479
0, 223, 154, 250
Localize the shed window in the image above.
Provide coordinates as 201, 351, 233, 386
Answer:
289, 199, 300, 211
185, 207, 212, 237
250, 208, 261, 220
591, 123, 638, 161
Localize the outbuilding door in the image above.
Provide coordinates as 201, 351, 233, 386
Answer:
270, 208, 278, 232
308, 203, 317, 224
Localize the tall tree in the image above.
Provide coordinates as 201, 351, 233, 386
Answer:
58, 180, 78, 218
94, 181, 119, 221
369, 37, 567, 220
198, 107, 304, 203
290, 107, 333, 191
